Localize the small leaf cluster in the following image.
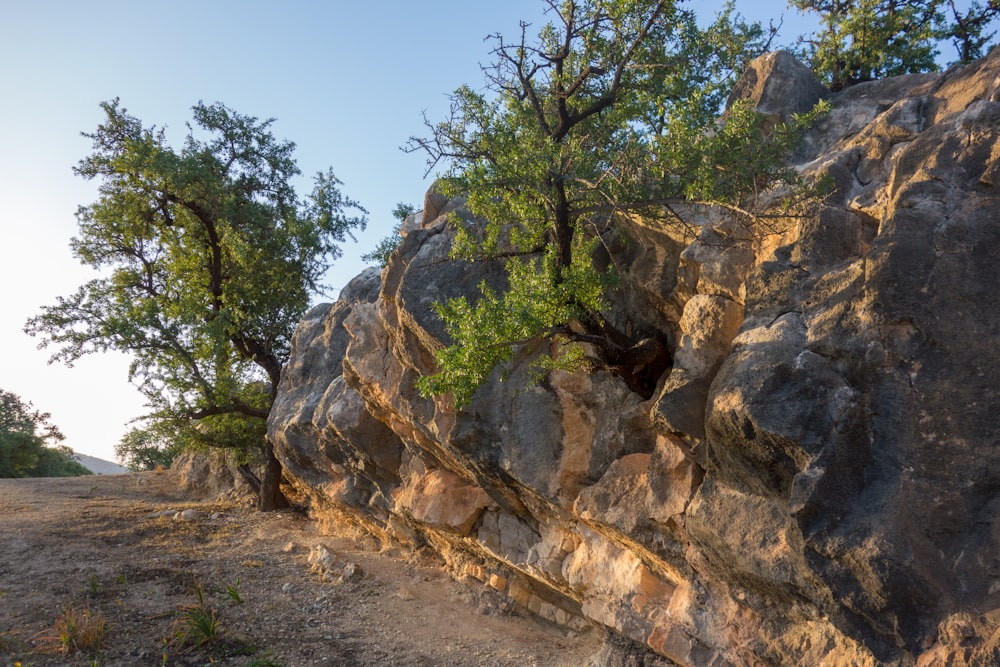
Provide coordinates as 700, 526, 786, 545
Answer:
172, 586, 218, 650
416, 237, 610, 406
361, 202, 417, 267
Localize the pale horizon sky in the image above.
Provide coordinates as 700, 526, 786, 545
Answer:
0, 1, 848, 463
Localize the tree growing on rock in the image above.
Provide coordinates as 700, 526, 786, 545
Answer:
25, 100, 366, 509
361, 201, 417, 268
407, 0, 818, 406
939, 0, 1000, 63
793, 0, 1000, 90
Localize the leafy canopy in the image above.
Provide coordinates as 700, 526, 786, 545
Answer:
115, 409, 264, 472
114, 422, 184, 471
793, 0, 1000, 89
940, 0, 1000, 63
25, 100, 365, 499
0, 389, 90, 478
408, 0, 820, 406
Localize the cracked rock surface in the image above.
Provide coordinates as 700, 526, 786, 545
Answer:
270, 48, 1000, 665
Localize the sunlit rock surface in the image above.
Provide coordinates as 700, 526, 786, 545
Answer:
270, 48, 1000, 665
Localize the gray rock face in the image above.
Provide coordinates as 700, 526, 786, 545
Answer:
269, 48, 1000, 665
170, 449, 257, 504
269, 268, 405, 528
726, 49, 829, 123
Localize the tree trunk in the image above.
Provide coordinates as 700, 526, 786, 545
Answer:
575, 314, 673, 400
237, 464, 262, 496
552, 175, 573, 279
258, 438, 288, 511
258, 370, 289, 512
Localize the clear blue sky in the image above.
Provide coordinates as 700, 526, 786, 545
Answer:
1, 1, 819, 462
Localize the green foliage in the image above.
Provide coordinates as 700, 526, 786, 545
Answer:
409, 0, 819, 405
87, 575, 102, 597
655, 98, 829, 207
116, 394, 267, 471
793, 0, 999, 89
793, 0, 939, 89
32, 445, 92, 478
361, 201, 417, 267
25, 100, 365, 501
938, 0, 1000, 63
114, 420, 185, 471
0, 388, 90, 478
172, 586, 218, 649
224, 578, 243, 605
416, 238, 610, 406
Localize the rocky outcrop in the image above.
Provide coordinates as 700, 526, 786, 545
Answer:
170, 449, 257, 505
269, 47, 1000, 665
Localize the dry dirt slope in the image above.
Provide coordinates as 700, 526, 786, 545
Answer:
0, 472, 600, 666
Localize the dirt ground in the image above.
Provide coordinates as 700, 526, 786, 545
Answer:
0, 472, 601, 666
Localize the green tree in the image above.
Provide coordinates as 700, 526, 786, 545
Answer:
361, 202, 417, 267
25, 100, 366, 508
793, 0, 941, 90
32, 445, 93, 477
116, 410, 264, 479
407, 0, 815, 407
114, 421, 185, 471
793, 0, 999, 89
0, 389, 90, 478
939, 0, 1000, 63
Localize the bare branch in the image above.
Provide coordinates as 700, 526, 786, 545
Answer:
557, 1, 669, 138
493, 24, 554, 138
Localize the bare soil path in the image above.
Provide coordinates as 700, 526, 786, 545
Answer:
0, 472, 599, 666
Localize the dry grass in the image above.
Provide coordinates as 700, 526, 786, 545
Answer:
38, 604, 109, 655
0, 629, 21, 654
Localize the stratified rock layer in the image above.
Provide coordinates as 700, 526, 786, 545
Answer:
269, 49, 1000, 665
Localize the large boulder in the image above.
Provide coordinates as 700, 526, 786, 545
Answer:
169, 449, 257, 505
270, 48, 1000, 665
726, 49, 828, 122
269, 268, 406, 532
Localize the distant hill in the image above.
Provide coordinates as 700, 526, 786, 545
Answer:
72, 453, 129, 475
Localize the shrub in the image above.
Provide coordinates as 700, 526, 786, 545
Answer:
171, 586, 219, 649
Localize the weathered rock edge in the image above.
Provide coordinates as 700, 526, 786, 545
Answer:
270, 49, 1000, 666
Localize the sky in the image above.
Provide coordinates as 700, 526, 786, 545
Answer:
0, 1, 821, 463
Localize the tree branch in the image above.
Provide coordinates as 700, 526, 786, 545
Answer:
190, 400, 269, 421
